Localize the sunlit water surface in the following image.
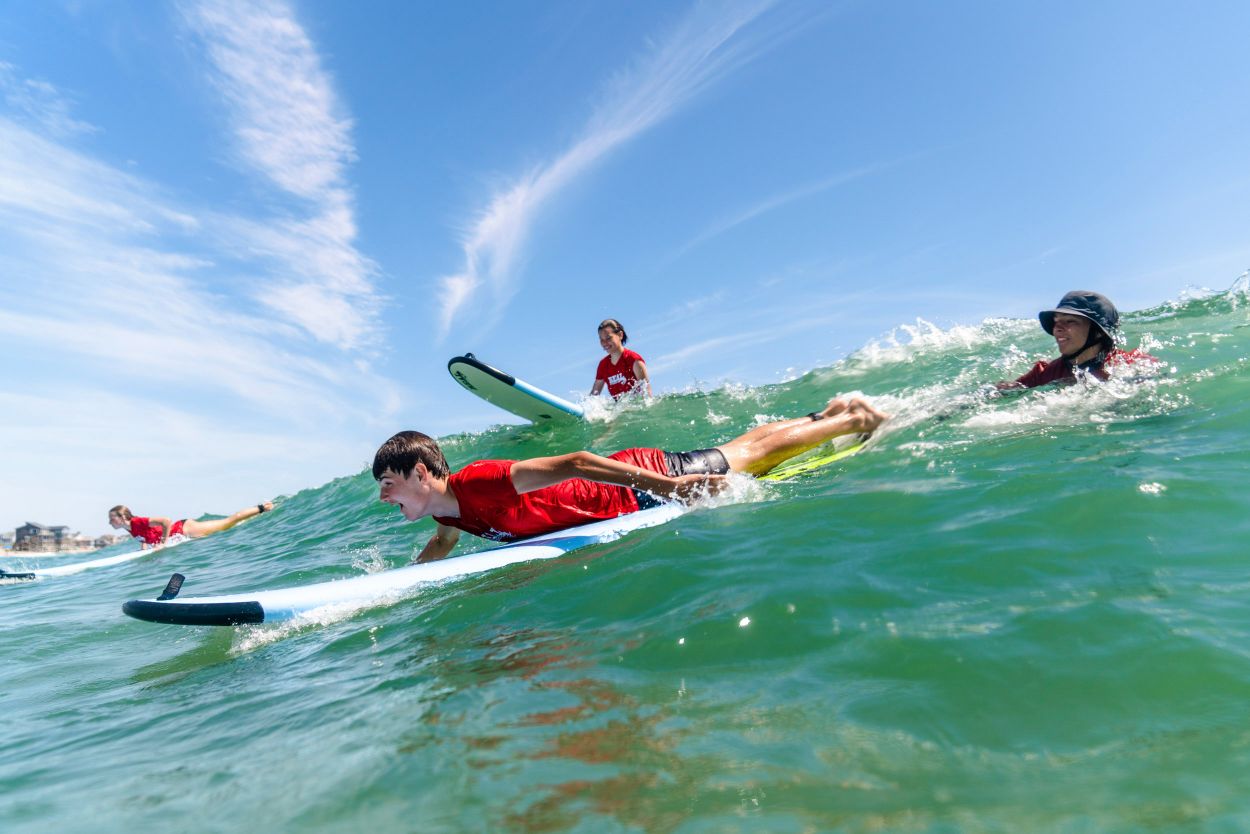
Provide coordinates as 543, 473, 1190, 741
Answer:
4, 279, 1250, 832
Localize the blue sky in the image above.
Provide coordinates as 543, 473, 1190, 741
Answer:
3, 0, 1249, 536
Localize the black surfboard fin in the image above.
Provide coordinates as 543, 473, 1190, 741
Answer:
0, 569, 36, 581
157, 572, 185, 600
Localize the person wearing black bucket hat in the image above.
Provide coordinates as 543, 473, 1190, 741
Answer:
997, 290, 1156, 389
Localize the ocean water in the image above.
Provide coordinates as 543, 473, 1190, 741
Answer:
4, 278, 1250, 833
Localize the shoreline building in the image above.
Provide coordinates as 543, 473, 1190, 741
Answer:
12, 523, 96, 553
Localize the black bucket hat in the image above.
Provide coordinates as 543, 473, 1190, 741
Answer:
1039, 290, 1119, 339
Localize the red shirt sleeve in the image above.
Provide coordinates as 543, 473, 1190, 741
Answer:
1015, 358, 1071, 388
453, 460, 517, 501
434, 455, 653, 541
436, 461, 520, 538
128, 516, 162, 545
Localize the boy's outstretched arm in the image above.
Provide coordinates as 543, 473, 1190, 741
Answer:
414, 523, 460, 564
511, 451, 724, 502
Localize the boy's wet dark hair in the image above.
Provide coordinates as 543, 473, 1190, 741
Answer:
598, 318, 628, 344
372, 431, 451, 480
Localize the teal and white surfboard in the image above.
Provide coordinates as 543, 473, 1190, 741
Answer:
1, 538, 184, 582
448, 354, 583, 423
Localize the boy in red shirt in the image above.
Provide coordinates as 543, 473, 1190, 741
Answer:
374, 397, 887, 562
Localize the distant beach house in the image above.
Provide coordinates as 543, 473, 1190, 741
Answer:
13, 523, 94, 553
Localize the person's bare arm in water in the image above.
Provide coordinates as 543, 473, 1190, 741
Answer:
510, 451, 724, 502
414, 523, 461, 564
148, 516, 174, 546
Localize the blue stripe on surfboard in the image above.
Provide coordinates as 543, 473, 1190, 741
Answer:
508, 378, 583, 418
448, 354, 584, 422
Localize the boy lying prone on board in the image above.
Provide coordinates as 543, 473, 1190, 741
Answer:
373, 397, 887, 563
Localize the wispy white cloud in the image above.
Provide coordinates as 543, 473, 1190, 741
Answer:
183, 1, 352, 200
0, 120, 195, 238
0, 116, 396, 427
0, 8, 400, 533
666, 164, 889, 263
181, 0, 380, 350
650, 307, 854, 373
435, 0, 795, 339
0, 62, 96, 138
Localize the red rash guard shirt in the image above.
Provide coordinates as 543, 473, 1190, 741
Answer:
433, 447, 669, 542
128, 516, 163, 545
1015, 349, 1157, 389
128, 517, 185, 544
596, 349, 645, 399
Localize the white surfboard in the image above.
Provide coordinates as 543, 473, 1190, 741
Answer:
448, 354, 583, 423
1, 537, 185, 581
122, 504, 684, 626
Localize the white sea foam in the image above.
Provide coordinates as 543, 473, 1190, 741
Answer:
349, 544, 388, 575
840, 317, 1033, 373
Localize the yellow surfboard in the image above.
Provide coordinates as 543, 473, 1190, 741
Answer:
758, 435, 868, 482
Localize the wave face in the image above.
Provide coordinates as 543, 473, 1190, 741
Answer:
3, 277, 1249, 832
